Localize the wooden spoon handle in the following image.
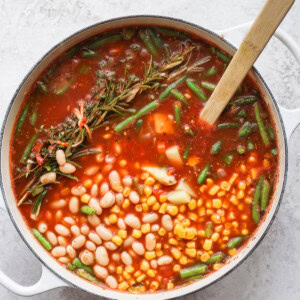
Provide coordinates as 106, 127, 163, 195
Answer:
200, 0, 294, 125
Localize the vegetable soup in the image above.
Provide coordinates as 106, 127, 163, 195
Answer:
10, 26, 278, 292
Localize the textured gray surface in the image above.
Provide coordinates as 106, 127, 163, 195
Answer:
0, 0, 300, 299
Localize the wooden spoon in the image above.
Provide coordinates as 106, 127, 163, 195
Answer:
200, 0, 294, 125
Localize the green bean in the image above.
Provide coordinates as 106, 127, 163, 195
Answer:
211, 140, 222, 154
206, 252, 225, 264
204, 66, 216, 77
183, 124, 194, 137
56, 81, 72, 96
30, 108, 38, 126
32, 189, 47, 217
186, 79, 207, 101
254, 103, 270, 146
174, 102, 182, 126
156, 27, 189, 39
227, 236, 245, 249
67, 263, 77, 271
147, 28, 163, 48
230, 96, 257, 107
20, 133, 38, 164
261, 180, 270, 210
180, 264, 208, 279
81, 205, 96, 215
123, 28, 136, 40
16, 103, 29, 133
248, 141, 255, 150
76, 269, 98, 283
239, 122, 252, 138
237, 145, 246, 154
197, 164, 210, 185
32, 228, 52, 251
81, 49, 97, 58
89, 33, 122, 49
184, 274, 204, 282
183, 144, 191, 160
171, 89, 189, 106
235, 109, 247, 118
72, 258, 93, 275
201, 81, 216, 91
65, 45, 81, 57
252, 176, 264, 224
268, 127, 276, 140
136, 119, 143, 130
205, 222, 213, 238
217, 123, 240, 129
211, 47, 231, 63
139, 32, 158, 58
271, 148, 278, 155
223, 154, 233, 165
37, 81, 48, 94
159, 75, 187, 101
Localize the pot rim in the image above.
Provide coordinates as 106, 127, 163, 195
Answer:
0, 14, 288, 299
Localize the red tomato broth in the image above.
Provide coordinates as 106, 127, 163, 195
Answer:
10, 26, 278, 292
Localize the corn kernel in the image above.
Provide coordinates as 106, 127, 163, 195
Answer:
110, 205, 120, 214
152, 202, 160, 210
142, 203, 149, 212
109, 214, 118, 224
185, 227, 196, 239
208, 185, 220, 196
200, 185, 207, 193
128, 278, 136, 286
123, 187, 131, 197
179, 256, 188, 265
145, 251, 156, 260
169, 238, 178, 246
250, 168, 258, 180
119, 159, 127, 167
174, 224, 185, 238
134, 270, 142, 278
147, 269, 156, 278
123, 271, 131, 280
83, 179, 93, 188
229, 173, 238, 184
155, 243, 162, 250
241, 229, 249, 235
203, 239, 212, 251
211, 213, 222, 224
147, 195, 157, 206
81, 194, 91, 203
232, 221, 238, 227
238, 203, 245, 211
135, 204, 143, 212
173, 264, 181, 272
159, 203, 167, 214
217, 190, 226, 197
141, 172, 149, 180
167, 282, 174, 290
94, 173, 103, 184
200, 252, 210, 262
141, 223, 150, 234
188, 212, 198, 222
116, 266, 123, 274
136, 274, 146, 283
122, 199, 130, 209
118, 281, 129, 291
132, 229, 142, 239
237, 190, 245, 200
60, 187, 70, 196
206, 178, 214, 186
245, 196, 252, 205
220, 181, 231, 191
229, 195, 238, 206
141, 260, 150, 271
118, 230, 127, 239
159, 194, 167, 203
156, 250, 163, 257
179, 204, 186, 213
150, 281, 159, 290
154, 183, 161, 189
177, 214, 185, 222
223, 229, 231, 236
112, 235, 123, 246
144, 186, 153, 197
171, 248, 182, 260
228, 248, 237, 256
198, 207, 206, 216
211, 232, 220, 242
213, 263, 223, 271
212, 199, 222, 209
167, 205, 178, 216
158, 227, 166, 236
145, 176, 155, 186
197, 229, 205, 238
185, 248, 196, 257
187, 199, 197, 210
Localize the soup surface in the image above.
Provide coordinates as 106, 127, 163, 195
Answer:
10, 26, 278, 292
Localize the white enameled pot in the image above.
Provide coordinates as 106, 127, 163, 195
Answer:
0, 16, 300, 299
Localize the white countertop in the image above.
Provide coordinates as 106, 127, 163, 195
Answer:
0, 0, 300, 299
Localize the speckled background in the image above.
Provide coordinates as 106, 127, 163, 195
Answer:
0, 0, 299, 299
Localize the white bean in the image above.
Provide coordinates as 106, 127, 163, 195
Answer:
105, 275, 117, 289
96, 225, 112, 241
81, 225, 90, 235
145, 233, 156, 251
58, 236, 68, 246
157, 255, 173, 266
105, 155, 116, 164
50, 199, 67, 209
87, 215, 100, 227
161, 214, 173, 231
71, 225, 81, 236
38, 222, 47, 233
100, 182, 109, 195
150, 259, 157, 269
100, 191, 115, 208
55, 224, 70, 236
72, 235, 86, 249
85, 240, 96, 252
121, 251, 132, 265
51, 246, 66, 258
40, 172, 56, 184
69, 197, 79, 214
91, 184, 99, 197
80, 250, 95, 265
123, 236, 134, 248
104, 241, 117, 251
63, 217, 75, 226
88, 198, 102, 215
132, 242, 145, 256
117, 218, 126, 230
108, 170, 123, 193
129, 191, 140, 204
46, 231, 57, 246
56, 149, 66, 166
85, 165, 100, 176
96, 246, 109, 266
115, 193, 124, 206
59, 162, 76, 174
151, 224, 159, 232
71, 185, 86, 196
58, 257, 70, 264
122, 176, 132, 187
94, 265, 108, 280
66, 245, 76, 258
142, 213, 158, 224
88, 232, 102, 245
124, 214, 141, 229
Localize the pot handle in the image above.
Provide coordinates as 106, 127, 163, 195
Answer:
216, 22, 300, 140
0, 203, 68, 295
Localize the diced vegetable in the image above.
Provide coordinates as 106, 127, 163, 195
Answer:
211, 141, 222, 154
239, 122, 252, 138
81, 205, 96, 215
142, 166, 177, 186
153, 113, 175, 135
165, 145, 183, 166
175, 178, 197, 197
237, 145, 246, 154
223, 154, 233, 165
167, 190, 191, 205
